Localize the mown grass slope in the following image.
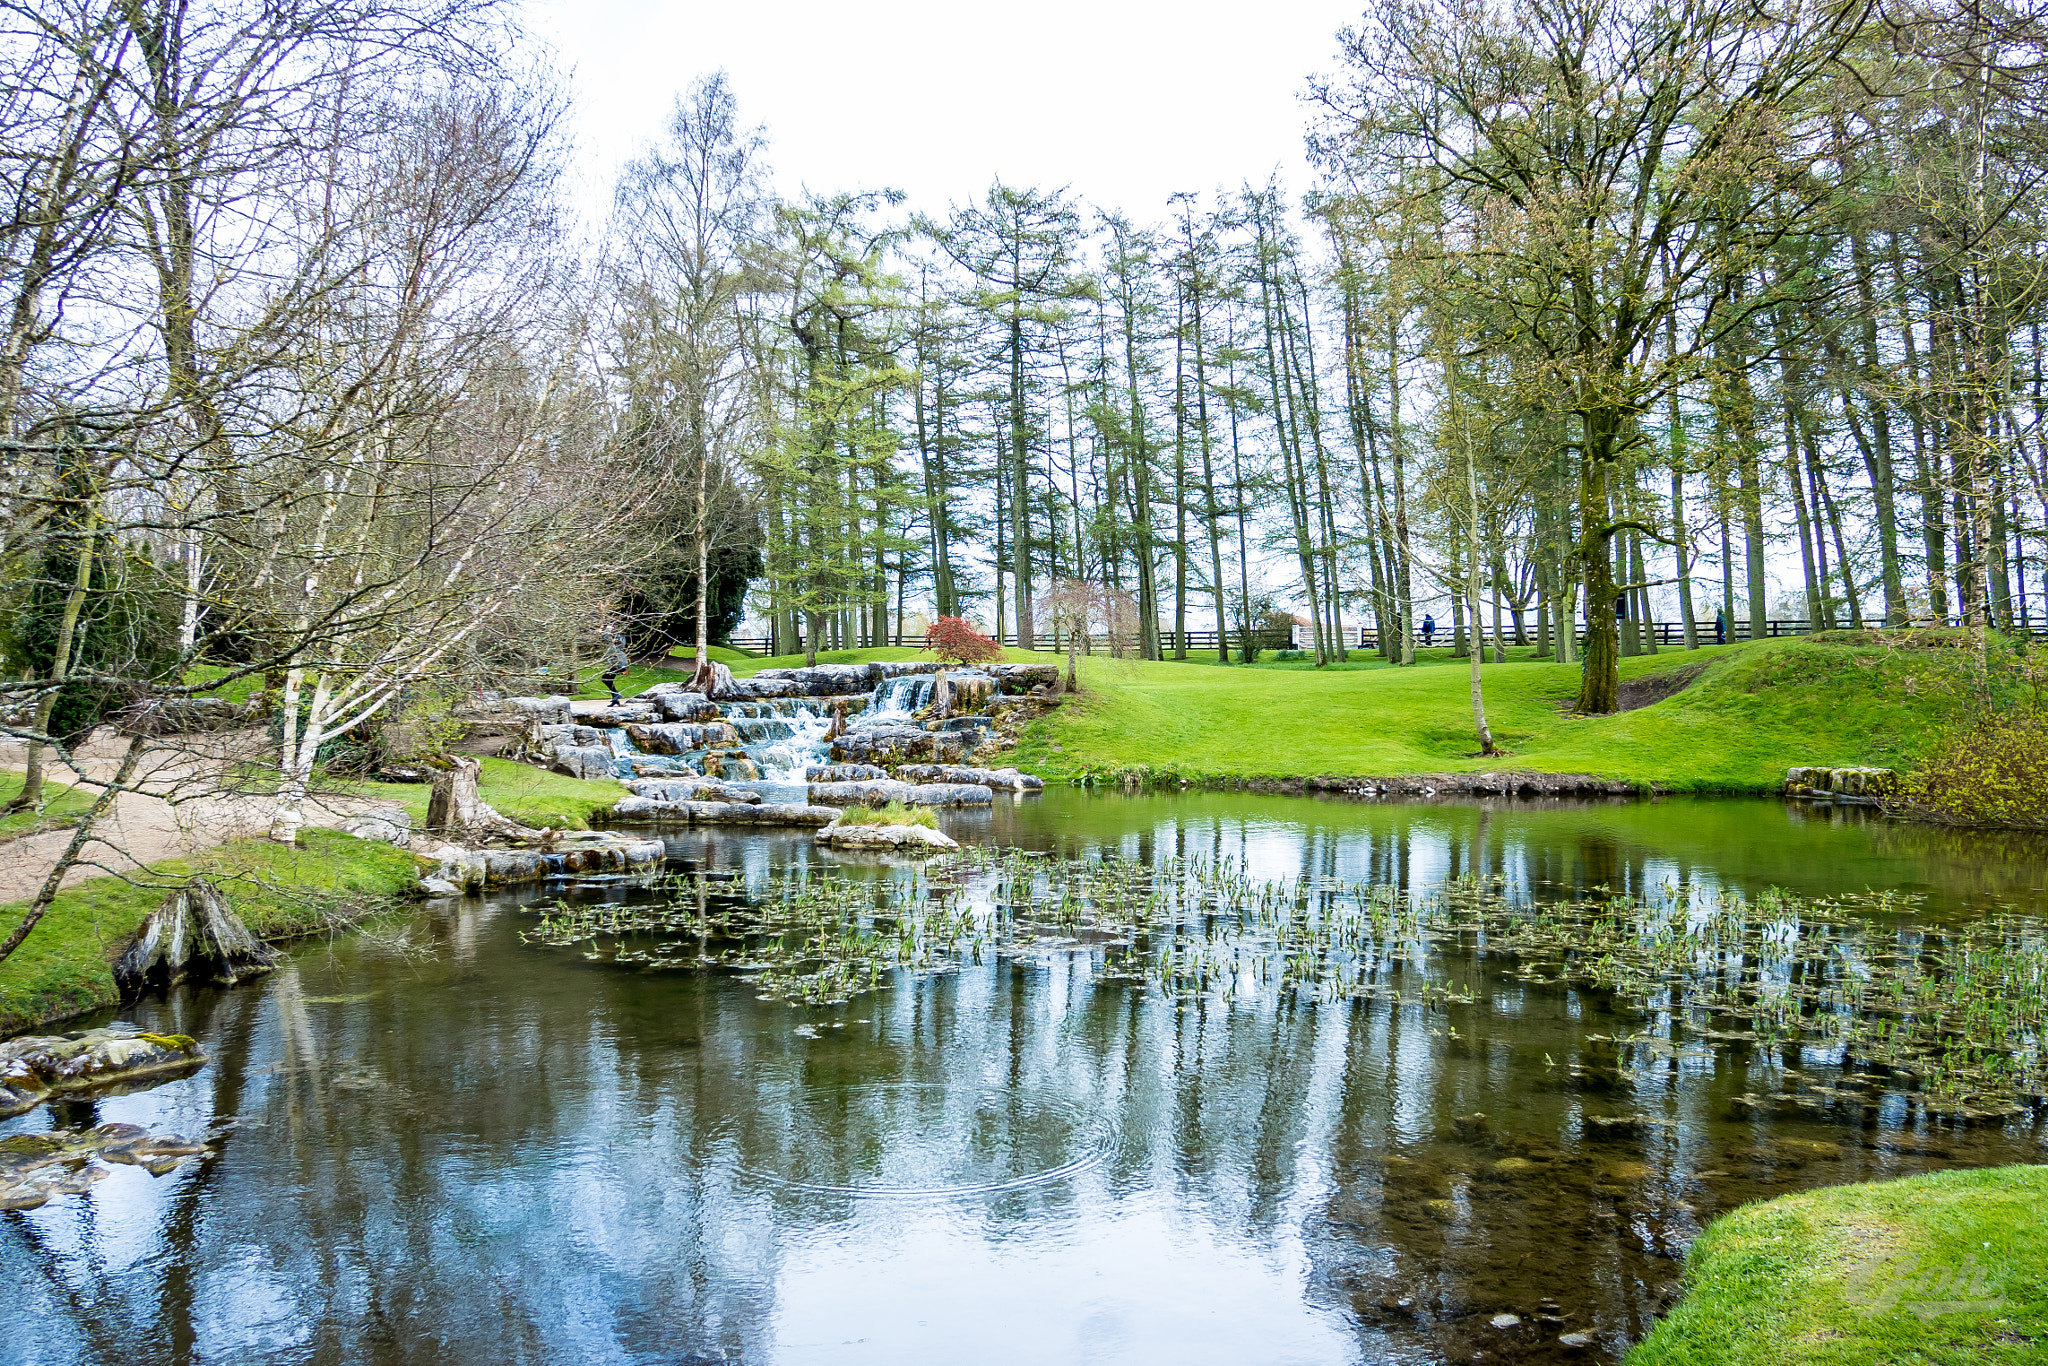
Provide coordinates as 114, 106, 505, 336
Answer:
1023, 634, 2006, 791
715, 634, 2007, 792
1629, 1165, 2048, 1365
0, 829, 424, 1034
0, 772, 93, 842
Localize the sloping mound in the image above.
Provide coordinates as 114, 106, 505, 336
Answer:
1616, 660, 1709, 711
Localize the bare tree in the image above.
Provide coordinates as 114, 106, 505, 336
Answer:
609, 72, 766, 690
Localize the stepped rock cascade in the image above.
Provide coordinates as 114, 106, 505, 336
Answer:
504, 660, 1056, 834
522, 664, 1021, 789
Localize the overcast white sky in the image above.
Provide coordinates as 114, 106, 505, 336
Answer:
523, 0, 1362, 229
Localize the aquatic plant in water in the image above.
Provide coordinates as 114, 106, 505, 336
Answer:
517, 852, 2048, 1117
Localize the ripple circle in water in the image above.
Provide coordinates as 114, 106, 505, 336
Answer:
731, 1082, 1116, 1198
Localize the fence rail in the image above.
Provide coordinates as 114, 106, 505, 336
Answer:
728, 614, 2048, 659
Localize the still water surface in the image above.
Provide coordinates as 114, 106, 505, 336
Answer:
7, 792, 2048, 1366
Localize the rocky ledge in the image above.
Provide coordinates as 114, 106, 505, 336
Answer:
622, 777, 763, 804
829, 725, 978, 767
1, 1123, 212, 1211
807, 779, 993, 807
894, 763, 1044, 792
1785, 766, 1896, 804
413, 829, 665, 895
603, 800, 841, 828
2, 1025, 207, 1119
1215, 772, 1651, 798
815, 821, 960, 852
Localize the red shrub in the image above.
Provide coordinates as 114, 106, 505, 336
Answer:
923, 616, 1002, 666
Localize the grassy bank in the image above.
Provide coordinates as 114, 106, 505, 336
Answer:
1026, 634, 1999, 791
716, 633, 2004, 792
1630, 1165, 2048, 1364
0, 773, 93, 843
0, 829, 424, 1035
355, 756, 626, 831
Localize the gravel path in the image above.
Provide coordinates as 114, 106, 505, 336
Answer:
0, 729, 402, 903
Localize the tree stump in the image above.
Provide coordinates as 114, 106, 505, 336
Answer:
113, 880, 281, 992
690, 658, 736, 700
427, 756, 539, 839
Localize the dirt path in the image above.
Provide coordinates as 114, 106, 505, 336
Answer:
0, 729, 403, 904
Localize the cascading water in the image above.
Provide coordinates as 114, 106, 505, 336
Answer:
596, 670, 998, 787
746, 702, 831, 782
749, 672, 993, 781
867, 674, 935, 720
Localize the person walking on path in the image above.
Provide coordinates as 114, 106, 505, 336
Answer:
1714, 609, 1726, 646
1420, 613, 1436, 649
600, 613, 631, 705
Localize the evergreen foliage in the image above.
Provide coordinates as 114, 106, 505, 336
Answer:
4, 540, 179, 740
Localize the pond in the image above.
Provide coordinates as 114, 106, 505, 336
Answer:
7, 791, 2048, 1365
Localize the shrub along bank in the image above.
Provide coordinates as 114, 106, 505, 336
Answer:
1628, 1165, 2048, 1365
0, 830, 424, 1035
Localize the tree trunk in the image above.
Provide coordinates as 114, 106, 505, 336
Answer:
1010, 303, 1034, 648
10, 512, 96, 813
1574, 418, 1622, 715
1466, 441, 1497, 754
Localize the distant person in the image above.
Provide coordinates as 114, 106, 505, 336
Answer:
600, 614, 630, 705
1714, 609, 1726, 645
1420, 613, 1436, 648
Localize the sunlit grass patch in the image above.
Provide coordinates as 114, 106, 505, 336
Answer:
836, 800, 938, 829
0, 773, 95, 843
1629, 1165, 2048, 1365
0, 829, 423, 1034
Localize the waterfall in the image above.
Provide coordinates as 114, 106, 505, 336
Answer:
599, 670, 1001, 787
865, 674, 934, 720
750, 704, 831, 782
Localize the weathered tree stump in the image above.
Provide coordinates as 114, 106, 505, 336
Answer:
426, 755, 540, 839
690, 658, 737, 700
113, 880, 282, 993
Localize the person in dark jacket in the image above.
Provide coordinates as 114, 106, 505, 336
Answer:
1714, 609, 1726, 645
600, 613, 630, 704
1420, 613, 1436, 648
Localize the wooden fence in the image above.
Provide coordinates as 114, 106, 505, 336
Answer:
728, 614, 2048, 658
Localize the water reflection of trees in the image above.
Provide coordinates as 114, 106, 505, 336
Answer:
9, 793, 2046, 1363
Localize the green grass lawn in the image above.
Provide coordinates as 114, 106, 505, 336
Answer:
722, 644, 945, 676
702, 633, 2007, 793
1020, 634, 2006, 791
0, 829, 424, 1035
351, 756, 626, 831
0, 772, 95, 843
1629, 1165, 2048, 1365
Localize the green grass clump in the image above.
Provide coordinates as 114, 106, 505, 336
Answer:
665, 642, 761, 661
568, 662, 687, 700
1630, 1165, 2048, 1365
836, 800, 938, 829
352, 756, 625, 831
0, 773, 94, 842
0, 829, 424, 1035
